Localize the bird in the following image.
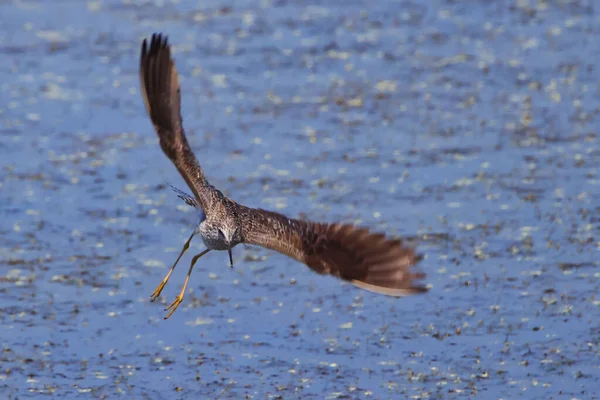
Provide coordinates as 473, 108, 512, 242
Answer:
139, 33, 428, 319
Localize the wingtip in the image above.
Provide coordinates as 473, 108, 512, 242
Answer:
141, 33, 170, 56
150, 32, 168, 45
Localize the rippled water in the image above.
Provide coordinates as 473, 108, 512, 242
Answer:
1, 0, 599, 398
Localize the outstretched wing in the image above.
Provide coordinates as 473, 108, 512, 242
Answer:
139, 33, 212, 211
239, 207, 427, 296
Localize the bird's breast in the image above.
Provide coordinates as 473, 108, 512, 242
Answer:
201, 233, 236, 251
200, 235, 227, 250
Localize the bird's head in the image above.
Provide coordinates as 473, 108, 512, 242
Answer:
215, 219, 241, 268
216, 221, 239, 246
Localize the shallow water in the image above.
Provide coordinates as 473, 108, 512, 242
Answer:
1, 0, 599, 398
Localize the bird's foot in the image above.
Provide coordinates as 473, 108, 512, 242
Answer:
164, 294, 184, 319
150, 280, 168, 302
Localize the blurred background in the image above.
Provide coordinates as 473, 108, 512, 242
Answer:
1, 0, 599, 398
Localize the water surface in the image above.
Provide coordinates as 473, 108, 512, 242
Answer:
1, 0, 599, 398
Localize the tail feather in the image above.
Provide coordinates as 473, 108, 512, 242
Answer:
169, 184, 199, 208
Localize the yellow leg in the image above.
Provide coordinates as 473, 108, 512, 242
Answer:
150, 232, 194, 302
164, 248, 211, 319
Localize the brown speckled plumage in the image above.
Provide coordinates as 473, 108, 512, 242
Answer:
140, 33, 427, 318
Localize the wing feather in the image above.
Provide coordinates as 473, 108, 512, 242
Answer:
139, 33, 212, 211
239, 206, 427, 296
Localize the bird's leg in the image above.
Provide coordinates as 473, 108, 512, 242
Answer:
150, 232, 194, 302
164, 248, 211, 319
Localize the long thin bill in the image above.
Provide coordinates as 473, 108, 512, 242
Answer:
228, 247, 234, 268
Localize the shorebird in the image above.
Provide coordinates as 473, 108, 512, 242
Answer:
139, 33, 427, 319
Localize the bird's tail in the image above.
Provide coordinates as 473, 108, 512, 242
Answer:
169, 184, 199, 208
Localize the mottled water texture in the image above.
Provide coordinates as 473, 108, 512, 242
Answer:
1, 0, 599, 398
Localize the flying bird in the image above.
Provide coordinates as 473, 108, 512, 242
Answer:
139, 33, 427, 319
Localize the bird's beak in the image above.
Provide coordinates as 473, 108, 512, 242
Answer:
227, 228, 236, 268
227, 245, 233, 268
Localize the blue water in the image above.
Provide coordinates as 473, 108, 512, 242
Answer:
1, 0, 599, 398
